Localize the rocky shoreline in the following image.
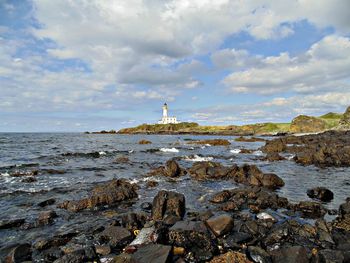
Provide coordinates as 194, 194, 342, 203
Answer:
1, 131, 350, 262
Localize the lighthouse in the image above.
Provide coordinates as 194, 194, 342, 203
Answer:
158, 103, 178, 124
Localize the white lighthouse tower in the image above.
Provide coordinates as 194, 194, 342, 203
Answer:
158, 103, 178, 124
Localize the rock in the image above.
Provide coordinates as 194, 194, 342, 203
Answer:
206, 214, 234, 237
4, 244, 31, 263
339, 199, 350, 218
147, 160, 185, 178
36, 210, 57, 226
269, 246, 308, 263
307, 187, 334, 202
312, 249, 345, 263
248, 246, 271, 263
235, 136, 266, 142
95, 245, 111, 256
338, 106, 350, 129
257, 212, 277, 222
261, 130, 350, 167
168, 220, 217, 259
209, 251, 253, 263
188, 161, 234, 181
146, 180, 158, 188
264, 152, 286, 162
131, 244, 172, 263
115, 156, 130, 163
0, 218, 25, 229
37, 198, 56, 207
21, 176, 37, 183
222, 232, 253, 249
138, 140, 152, 144
152, 190, 186, 221
290, 115, 326, 133
190, 139, 231, 146
297, 201, 326, 219
58, 179, 138, 212
99, 226, 132, 247
10, 170, 38, 177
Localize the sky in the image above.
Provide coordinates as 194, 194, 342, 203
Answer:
0, 0, 350, 132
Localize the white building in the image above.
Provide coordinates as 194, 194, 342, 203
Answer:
158, 103, 178, 124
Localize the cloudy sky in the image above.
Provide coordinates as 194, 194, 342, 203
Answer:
1, 0, 350, 132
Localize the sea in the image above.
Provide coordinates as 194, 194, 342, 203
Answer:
0, 133, 350, 248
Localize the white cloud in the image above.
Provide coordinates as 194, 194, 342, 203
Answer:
222, 35, 350, 95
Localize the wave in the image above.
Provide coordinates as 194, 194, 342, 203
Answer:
230, 149, 241, 154
184, 155, 213, 162
253, 150, 263, 156
160, 148, 179, 153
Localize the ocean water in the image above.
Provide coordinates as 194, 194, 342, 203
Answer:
0, 133, 349, 248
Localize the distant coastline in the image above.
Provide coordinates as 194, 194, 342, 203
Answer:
89, 106, 350, 136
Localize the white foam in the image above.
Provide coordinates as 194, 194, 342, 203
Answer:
128, 150, 134, 153
99, 151, 107, 155
286, 154, 295, 160
0, 172, 10, 177
184, 155, 213, 162
230, 149, 241, 154
253, 150, 263, 156
160, 147, 179, 153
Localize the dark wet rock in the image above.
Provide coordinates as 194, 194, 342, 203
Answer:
95, 245, 111, 256
235, 136, 266, 142
58, 179, 138, 212
206, 214, 234, 237
210, 187, 289, 213
33, 246, 64, 262
297, 201, 327, 219
239, 148, 254, 154
4, 244, 31, 263
339, 198, 350, 218
168, 220, 217, 260
221, 232, 253, 249
36, 210, 58, 226
117, 212, 148, 232
99, 226, 132, 247
307, 187, 334, 202
42, 169, 66, 175
269, 246, 308, 263
248, 246, 271, 263
163, 214, 182, 225
115, 156, 130, 163
131, 244, 172, 263
189, 162, 284, 189
21, 176, 37, 183
264, 152, 286, 162
190, 139, 231, 146
10, 170, 38, 177
147, 160, 186, 178
138, 139, 152, 144
0, 218, 25, 230
261, 130, 350, 167
37, 198, 56, 207
152, 190, 186, 221
146, 180, 159, 188
140, 202, 152, 211
210, 251, 253, 263
312, 249, 345, 263
333, 199, 350, 231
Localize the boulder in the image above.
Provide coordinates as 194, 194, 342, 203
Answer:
168, 220, 217, 261
138, 139, 152, 144
36, 210, 57, 226
190, 139, 231, 146
247, 246, 271, 263
269, 246, 308, 263
131, 244, 172, 263
37, 198, 56, 207
312, 249, 345, 263
338, 106, 350, 129
147, 160, 185, 178
264, 152, 286, 162
209, 251, 253, 263
58, 179, 138, 212
235, 136, 266, 142
152, 190, 186, 221
206, 214, 234, 237
307, 187, 334, 202
297, 201, 327, 219
290, 115, 326, 133
0, 218, 25, 230
99, 226, 132, 247
4, 244, 31, 263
